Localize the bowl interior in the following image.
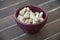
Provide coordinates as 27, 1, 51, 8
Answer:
15, 5, 47, 25
16, 5, 46, 18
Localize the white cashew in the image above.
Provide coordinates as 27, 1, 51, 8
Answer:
39, 18, 44, 22
24, 11, 30, 18
30, 11, 35, 19
39, 12, 43, 18
17, 15, 23, 19
25, 19, 33, 24
35, 12, 40, 18
26, 7, 30, 12
19, 7, 27, 16
17, 15, 25, 23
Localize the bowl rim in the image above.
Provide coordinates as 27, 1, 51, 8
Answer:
14, 5, 48, 26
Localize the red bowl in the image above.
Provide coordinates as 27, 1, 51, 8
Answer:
14, 5, 48, 34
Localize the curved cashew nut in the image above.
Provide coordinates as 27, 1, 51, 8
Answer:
24, 11, 30, 18
19, 7, 27, 16
17, 15, 25, 23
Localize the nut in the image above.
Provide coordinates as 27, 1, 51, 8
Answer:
24, 11, 30, 18
19, 7, 27, 16
17, 15, 25, 23
17, 7, 44, 24
39, 12, 43, 18
25, 19, 33, 24
35, 12, 40, 18
30, 11, 35, 19
26, 7, 30, 12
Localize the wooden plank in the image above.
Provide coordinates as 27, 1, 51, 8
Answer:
0, 0, 49, 19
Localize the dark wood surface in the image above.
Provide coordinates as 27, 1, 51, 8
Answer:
0, 0, 60, 40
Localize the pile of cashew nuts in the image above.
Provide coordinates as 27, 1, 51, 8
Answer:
17, 7, 44, 24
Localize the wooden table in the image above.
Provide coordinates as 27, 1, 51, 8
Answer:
0, 0, 60, 40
